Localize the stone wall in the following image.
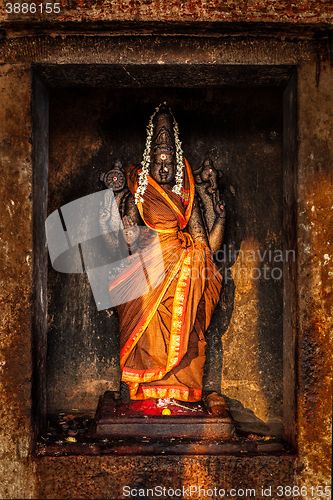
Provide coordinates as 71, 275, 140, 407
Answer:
0, 65, 36, 498
1, 0, 332, 24
0, 3, 332, 499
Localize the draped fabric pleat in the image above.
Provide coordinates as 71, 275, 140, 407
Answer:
111, 159, 222, 402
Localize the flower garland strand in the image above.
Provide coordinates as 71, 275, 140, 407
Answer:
134, 107, 157, 205
169, 108, 185, 196
135, 103, 185, 204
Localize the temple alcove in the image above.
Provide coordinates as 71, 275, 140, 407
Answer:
46, 84, 284, 436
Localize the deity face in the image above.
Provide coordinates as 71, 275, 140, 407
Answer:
150, 153, 175, 187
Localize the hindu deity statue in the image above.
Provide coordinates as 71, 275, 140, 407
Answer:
99, 103, 227, 411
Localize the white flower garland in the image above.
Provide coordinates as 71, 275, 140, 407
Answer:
135, 104, 185, 204
170, 110, 185, 196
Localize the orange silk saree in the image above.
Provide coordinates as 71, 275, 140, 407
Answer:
112, 159, 222, 402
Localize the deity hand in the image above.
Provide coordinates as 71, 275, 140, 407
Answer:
99, 207, 111, 224
197, 159, 219, 195
99, 190, 113, 224
213, 193, 226, 221
122, 215, 140, 247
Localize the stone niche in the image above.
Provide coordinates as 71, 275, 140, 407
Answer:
33, 63, 297, 443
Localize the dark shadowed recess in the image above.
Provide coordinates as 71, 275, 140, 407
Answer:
32, 63, 296, 452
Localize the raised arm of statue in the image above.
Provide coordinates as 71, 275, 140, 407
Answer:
98, 188, 124, 257
99, 162, 142, 256
121, 194, 142, 254
209, 191, 226, 254
190, 158, 226, 254
186, 195, 210, 247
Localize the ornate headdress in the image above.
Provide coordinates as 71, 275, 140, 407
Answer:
135, 103, 185, 204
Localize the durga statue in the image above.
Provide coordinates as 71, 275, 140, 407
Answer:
99, 103, 229, 416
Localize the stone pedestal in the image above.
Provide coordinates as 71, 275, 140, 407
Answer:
90, 391, 235, 440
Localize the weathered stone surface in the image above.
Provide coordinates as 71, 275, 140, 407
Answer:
36, 454, 297, 499
0, 32, 320, 66
0, 0, 332, 25
0, 65, 35, 498
295, 59, 333, 489
0, 5, 332, 499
